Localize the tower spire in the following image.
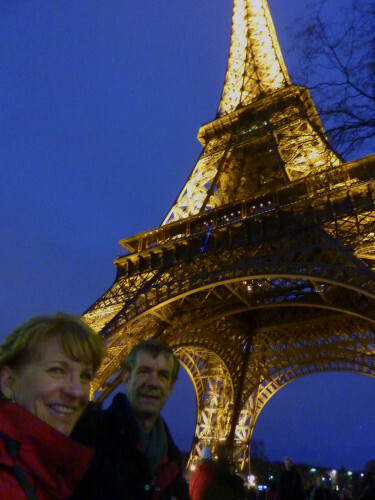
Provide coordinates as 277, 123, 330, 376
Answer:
218, 0, 290, 117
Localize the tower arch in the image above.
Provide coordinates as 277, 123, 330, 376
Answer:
234, 359, 375, 469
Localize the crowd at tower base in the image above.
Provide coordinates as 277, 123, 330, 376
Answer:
186, 454, 375, 500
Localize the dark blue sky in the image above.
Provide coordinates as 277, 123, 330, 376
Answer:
1, 0, 374, 472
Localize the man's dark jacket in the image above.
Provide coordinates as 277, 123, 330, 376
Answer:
278, 468, 305, 500
71, 393, 189, 500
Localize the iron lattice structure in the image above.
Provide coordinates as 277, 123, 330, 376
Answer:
85, 0, 375, 469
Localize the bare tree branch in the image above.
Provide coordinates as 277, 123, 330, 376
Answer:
289, 0, 375, 159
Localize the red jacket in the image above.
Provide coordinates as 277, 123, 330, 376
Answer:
0, 399, 93, 499
189, 461, 216, 500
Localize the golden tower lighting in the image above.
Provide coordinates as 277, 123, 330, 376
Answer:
86, 0, 375, 468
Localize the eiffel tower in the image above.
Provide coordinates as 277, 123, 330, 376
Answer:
86, 0, 375, 468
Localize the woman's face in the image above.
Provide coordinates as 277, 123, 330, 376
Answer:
2, 336, 93, 435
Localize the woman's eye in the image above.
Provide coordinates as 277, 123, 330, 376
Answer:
48, 366, 65, 375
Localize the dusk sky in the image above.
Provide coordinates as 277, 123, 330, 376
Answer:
1, 1, 374, 472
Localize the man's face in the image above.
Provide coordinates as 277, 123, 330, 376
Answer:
122, 350, 174, 424
284, 458, 292, 471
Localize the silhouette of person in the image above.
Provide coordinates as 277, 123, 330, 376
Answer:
309, 475, 333, 500
189, 445, 216, 500
202, 443, 245, 500
355, 460, 375, 500
278, 457, 305, 500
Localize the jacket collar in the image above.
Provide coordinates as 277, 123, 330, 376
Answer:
0, 398, 93, 497
107, 393, 181, 462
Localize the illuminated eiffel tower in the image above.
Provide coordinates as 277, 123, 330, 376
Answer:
86, 0, 375, 468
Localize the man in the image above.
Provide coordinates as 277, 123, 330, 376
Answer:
199, 443, 245, 500
354, 459, 375, 500
71, 339, 189, 499
278, 457, 305, 500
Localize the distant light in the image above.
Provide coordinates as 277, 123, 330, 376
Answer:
248, 475, 256, 486
310, 468, 316, 473
190, 464, 196, 471
348, 471, 352, 476
269, 475, 274, 480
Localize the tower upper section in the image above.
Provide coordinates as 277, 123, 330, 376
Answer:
162, 0, 341, 225
217, 0, 290, 117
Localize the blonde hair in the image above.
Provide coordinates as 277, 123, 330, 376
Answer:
0, 313, 106, 374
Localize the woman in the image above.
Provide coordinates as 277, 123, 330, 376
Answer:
189, 446, 216, 500
0, 313, 106, 500
308, 475, 333, 500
